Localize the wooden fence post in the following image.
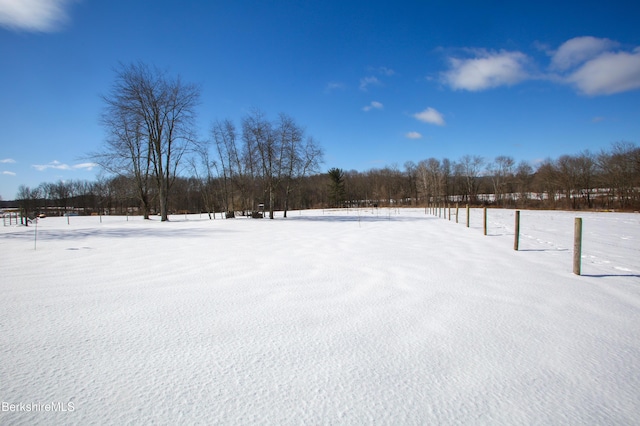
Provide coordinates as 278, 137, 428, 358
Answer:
514, 210, 520, 250
466, 205, 470, 228
483, 207, 488, 235
456, 204, 459, 224
574, 218, 583, 275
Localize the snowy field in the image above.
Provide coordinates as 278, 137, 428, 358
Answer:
1, 208, 639, 425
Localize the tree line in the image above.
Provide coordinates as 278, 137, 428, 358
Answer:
333, 141, 640, 211
9, 62, 640, 218
13, 140, 639, 219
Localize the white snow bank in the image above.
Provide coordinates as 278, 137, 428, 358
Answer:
1, 208, 639, 424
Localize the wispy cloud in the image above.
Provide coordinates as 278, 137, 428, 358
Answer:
33, 160, 70, 171
1, 158, 16, 163
73, 162, 97, 170
2, 170, 16, 176
0, 0, 75, 32
405, 131, 422, 139
377, 66, 395, 76
33, 160, 96, 171
359, 76, 381, 91
413, 107, 445, 126
325, 81, 346, 93
442, 49, 530, 91
362, 101, 383, 112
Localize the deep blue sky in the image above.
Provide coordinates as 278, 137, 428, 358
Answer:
1, 0, 639, 200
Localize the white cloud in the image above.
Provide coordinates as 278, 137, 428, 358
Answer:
33, 160, 70, 171
0, 0, 74, 32
436, 38, 640, 96
359, 76, 381, 91
566, 49, 640, 95
405, 132, 422, 139
442, 49, 530, 91
362, 101, 383, 112
1, 158, 16, 163
2, 170, 16, 176
413, 107, 445, 126
550, 36, 618, 71
32, 160, 95, 171
73, 162, 97, 171
548, 37, 640, 95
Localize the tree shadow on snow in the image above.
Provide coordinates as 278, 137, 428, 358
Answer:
518, 248, 569, 252
287, 214, 431, 223
582, 274, 640, 278
1, 227, 231, 242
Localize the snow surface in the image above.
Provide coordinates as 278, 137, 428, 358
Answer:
1, 208, 639, 425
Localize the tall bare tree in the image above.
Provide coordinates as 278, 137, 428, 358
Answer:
276, 114, 323, 217
99, 62, 200, 221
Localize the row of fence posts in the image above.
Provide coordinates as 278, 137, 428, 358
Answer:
428, 203, 583, 275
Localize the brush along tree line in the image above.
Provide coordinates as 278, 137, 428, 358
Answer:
12, 62, 640, 218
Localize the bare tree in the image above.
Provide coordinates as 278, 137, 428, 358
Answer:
211, 119, 240, 215
416, 159, 437, 205
456, 155, 484, 204
16, 185, 41, 225
99, 62, 200, 221
188, 148, 217, 219
575, 151, 597, 208
533, 159, 560, 208
277, 114, 323, 217
94, 102, 154, 218
403, 161, 418, 205
241, 110, 318, 219
486, 155, 515, 206
598, 141, 638, 209
514, 160, 533, 207
242, 109, 277, 217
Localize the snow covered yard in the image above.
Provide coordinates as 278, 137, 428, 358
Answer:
1, 208, 639, 425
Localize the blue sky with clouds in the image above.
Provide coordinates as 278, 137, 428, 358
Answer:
1, 0, 639, 200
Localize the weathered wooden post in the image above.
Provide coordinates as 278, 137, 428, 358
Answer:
514, 210, 520, 251
456, 204, 459, 224
574, 218, 583, 275
466, 205, 470, 228
448, 205, 451, 221
483, 207, 488, 235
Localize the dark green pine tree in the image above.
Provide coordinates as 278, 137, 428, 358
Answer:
327, 167, 346, 208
